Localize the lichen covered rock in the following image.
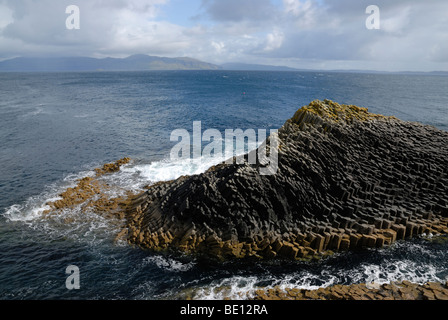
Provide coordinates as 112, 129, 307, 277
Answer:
44, 158, 133, 220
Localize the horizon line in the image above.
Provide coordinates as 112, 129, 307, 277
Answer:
0, 54, 447, 74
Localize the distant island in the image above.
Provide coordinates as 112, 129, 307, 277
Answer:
1, 55, 447, 74
0, 55, 220, 72
220, 62, 300, 72
0, 55, 302, 72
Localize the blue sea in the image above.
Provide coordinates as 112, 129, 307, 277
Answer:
1, 70, 448, 300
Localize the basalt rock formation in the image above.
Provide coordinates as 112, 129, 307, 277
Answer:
44, 158, 132, 220
251, 281, 448, 300
124, 100, 448, 260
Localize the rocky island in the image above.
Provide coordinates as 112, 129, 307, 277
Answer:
122, 99, 448, 261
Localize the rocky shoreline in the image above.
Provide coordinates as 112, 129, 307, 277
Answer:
40, 100, 448, 301
251, 281, 448, 300
123, 100, 448, 261
43, 157, 132, 221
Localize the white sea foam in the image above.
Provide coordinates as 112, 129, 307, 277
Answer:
273, 271, 338, 291
4, 132, 263, 225
193, 276, 261, 300
121, 136, 260, 184
190, 250, 447, 300
4, 169, 93, 222
4, 142, 446, 295
361, 260, 444, 286
2, 147, 255, 247
122, 157, 225, 183
2, 155, 206, 226
2, 169, 124, 248
143, 255, 196, 273
191, 271, 339, 300
5, 194, 61, 222
19, 105, 50, 119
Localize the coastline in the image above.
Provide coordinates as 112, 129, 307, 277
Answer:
123, 100, 448, 262
33, 100, 448, 301
250, 281, 448, 300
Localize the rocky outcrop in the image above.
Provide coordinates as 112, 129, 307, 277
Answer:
94, 157, 131, 176
251, 281, 448, 300
44, 158, 132, 220
124, 100, 448, 260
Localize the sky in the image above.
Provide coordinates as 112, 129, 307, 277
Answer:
0, 0, 447, 71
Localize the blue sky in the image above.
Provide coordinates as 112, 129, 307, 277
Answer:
158, 0, 202, 27
0, 0, 447, 71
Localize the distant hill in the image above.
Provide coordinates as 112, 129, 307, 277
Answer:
0, 54, 221, 72
1, 55, 446, 75
220, 62, 300, 72
220, 63, 448, 75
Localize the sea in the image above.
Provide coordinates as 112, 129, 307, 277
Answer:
1, 70, 448, 300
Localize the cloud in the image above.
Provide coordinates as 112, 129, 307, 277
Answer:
0, 0, 171, 57
0, 3, 13, 28
264, 29, 284, 52
247, 0, 448, 70
0, 0, 447, 71
282, 0, 319, 29
201, 0, 277, 23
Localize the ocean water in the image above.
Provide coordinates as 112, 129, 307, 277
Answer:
1, 70, 448, 300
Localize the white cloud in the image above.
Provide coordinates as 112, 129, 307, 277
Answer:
264, 29, 284, 52
283, 0, 318, 28
201, 0, 275, 23
211, 40, 225, 54
0, 0, 447, 71
0, 0, 179, 57
0, 3, 13, 28
381, 6, 412, 36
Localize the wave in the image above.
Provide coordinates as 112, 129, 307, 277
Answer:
189, 259, 446, 300
121, 136, 260, 183
361, 260, 444, 286
2, 139, 260, 246
3, 169, 95, 222
19, 105, 49, 119
188, 242, 448, 300
142, 255, 196, 273
3, 140, 447, 299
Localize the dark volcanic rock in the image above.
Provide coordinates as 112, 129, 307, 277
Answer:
124, 100, 448, 260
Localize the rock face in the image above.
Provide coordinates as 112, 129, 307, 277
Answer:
124, 100, 448, 260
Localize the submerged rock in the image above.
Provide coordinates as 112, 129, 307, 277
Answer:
44, 158, 133, 220
94, 157, 131, 176
124, 99, 448, 260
